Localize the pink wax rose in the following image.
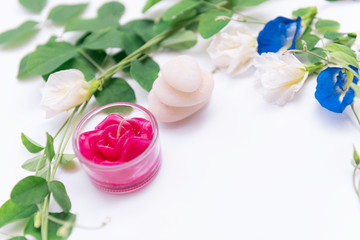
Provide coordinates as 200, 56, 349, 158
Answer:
78, 114, 153, 165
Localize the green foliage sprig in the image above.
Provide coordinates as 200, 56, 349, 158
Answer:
0, 0, 269, 239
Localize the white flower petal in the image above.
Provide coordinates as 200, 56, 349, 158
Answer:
40, 69, 90, 118
207, 23, 257, 77
254, 52, 308, 105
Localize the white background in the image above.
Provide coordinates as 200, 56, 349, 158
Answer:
1, 0, 360, 239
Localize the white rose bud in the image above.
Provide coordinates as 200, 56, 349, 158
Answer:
40, 69, 91, 118
207, 23, 257, 76
253, 52, 308, 105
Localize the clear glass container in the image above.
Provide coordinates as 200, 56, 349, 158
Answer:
72, 102, 161, 193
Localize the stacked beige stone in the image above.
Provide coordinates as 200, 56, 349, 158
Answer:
148, 55, 214, 123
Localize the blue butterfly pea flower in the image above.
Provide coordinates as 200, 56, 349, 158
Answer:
315, 66, 359, 113
257, 16, 302, 54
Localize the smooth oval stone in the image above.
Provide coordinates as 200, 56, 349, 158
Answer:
152, 70, 214, 107
148, 91, 207, 123
161, 55, 202, 93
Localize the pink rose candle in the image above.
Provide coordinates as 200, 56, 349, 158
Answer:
72, 102, 161, 193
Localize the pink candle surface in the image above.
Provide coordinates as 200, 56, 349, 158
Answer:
79, 114, 153, 165
73, 103, 161, 193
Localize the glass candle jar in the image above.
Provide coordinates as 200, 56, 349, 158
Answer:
72, 102, 161, 193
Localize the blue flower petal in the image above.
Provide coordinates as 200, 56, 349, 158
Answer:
315, 66, 358, 113
257, 16, 302, 54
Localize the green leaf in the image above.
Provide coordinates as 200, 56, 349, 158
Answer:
130, 57, 159, 92
197, 0, 225, 13
162, 0, 201, 22
24, 212, 76, 240
45, 133, 55, 162
27, 41, 79, 75
315, 19, 340, 33
21, 133, 44, 153
82, 29, 124, 49
325, 43, 358, 66
143, 0, 162, 13
22, 155, 46, 172
11, 176, 49, 206
0, 21, 38, 45
8, 237, 28, 240
170, 8, 197, 25
19, 0, 46, 13
65, 18, 119, 32
198, 10, 232, 39
42, 56, 96, 82
161, 29, 197, 50
17, 54, 33, 79
329, 51, 359, 68
97, 1, 125, 20
95, 78, 136, 106
354, 146, 360, 165
123, 19, 158, 42
60, 154, 76, 165
292, 6, 317, 28
48, 4, 88, 25
304, 62, 324, 75
36, 167, 49, 179
324, 31, 345, 40
307, 47, 326, 64
122, 32, 145, 55
0, 200, 37, 228
112, 51, 130, 73
233, 0, 267, 8
334, 33, 357, 47
296, 31, 320, 50
325, 43, 357, 59
48, 181, 71, 213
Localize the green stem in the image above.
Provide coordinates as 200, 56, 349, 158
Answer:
41, 196, 50, 240
47, 214, 73, 226
237, 12, 266, 22
353, 166, 360, 199
50, 103, 87, 181
216, 15, 266, 24
287, 49, 337, 65
201, 1, 231, 13
98, 19, 196, 83
35, 152, 46, 175
0, 232, 15, 237
53, 117, 70, 139
47, 214, 107, 230
79, 49, 105, 73
344, 65, 360, 80
50, 107, 79, 180
351, 103, 360, 127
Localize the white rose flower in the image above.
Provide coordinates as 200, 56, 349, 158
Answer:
40, 69, 90, 118
253, 52, 308, 105
207, 23, 257, 77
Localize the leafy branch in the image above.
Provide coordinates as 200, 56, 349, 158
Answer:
0, 0, 271, 239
